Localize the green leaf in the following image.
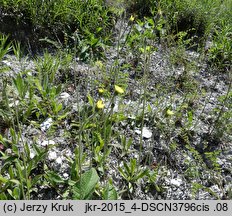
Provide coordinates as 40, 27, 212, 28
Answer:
147, 103, 152, 113
87, 94, 94, 107
187, 111, 193, 125
56, 84, 62, 96
7, 189, 13, 198
45, 171, 65, 187
34, 79, 43, 93
102, 183, 117, 200
9, 179, 20, 185
13, 74, 28, 99
0, 35, 12, 61
54, 103, 63, 114
31, 174, 43, 187
72, 168, 99, 200
90, 38, 99, 47
122, 162, 130, 177
13, 187, 21, 199
32, 144, 48, 164
9, 165, 15, 179
118, 167, 127, 180
24, 142, 31, 160
134, 169, 149, 182
94, 132, 104, 149
27, 161, 33, 176
81, 45, 89, 55
0, 192, 7, 200
0, 175, 8, 183
130, 159, 136, 175
57, 111, 69, 120
15, 161, 24, 180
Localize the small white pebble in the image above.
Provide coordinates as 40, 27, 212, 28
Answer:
63, 173, 69, 179
135, 127, 152, 139
9, 100, 19, 107
30, 152, 35, 159
170, 178, 182, 187
56, 157, 63, 164
40, 140, 55, 146
48, 151, 57, 160
40, 118, 53, 132
60, 92, 70, 99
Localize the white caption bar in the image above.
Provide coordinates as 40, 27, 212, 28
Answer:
0, 201, 231, 216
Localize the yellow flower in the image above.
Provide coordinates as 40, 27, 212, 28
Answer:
166, 109, 174, 116
139, 47, 145, 53
95, 60, 103, 69
114, 85, 124, 94
96, 100, 105, 109
129, 15, 135, 22
146, 46, 151, 52
139, 46, 151, 53
98, 88, 105, 94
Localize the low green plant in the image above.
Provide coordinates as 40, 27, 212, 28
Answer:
93, 132, 111, 173
43, 145, 101, 200
0, 34, 11, 73
0, 34, 11, 61
191, 182, 220, 199
126, 16, 156, 75
208, 21, 232, 70
0, 129, 50, 200
208, 78, 232, 141
101, 179, 118, 200
118, 158, 149, 193
111, 135, 134, 157
2, 52, 67, 123
144, 168, 161, 194
169, 30, 195, 65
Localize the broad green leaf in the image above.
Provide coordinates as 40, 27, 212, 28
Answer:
13, 187, 21, 199
102, 183, 117, 200
72, 168, 99, 200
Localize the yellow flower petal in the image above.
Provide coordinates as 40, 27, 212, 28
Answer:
166, 109, 174, 116
96, 100, 105, 109
98, 88, 105, 94
114, 85, 124, 94
129, 15, 135, 22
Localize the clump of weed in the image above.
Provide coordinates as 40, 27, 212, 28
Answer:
124, 0, 156, 18
0, 0, 116, 60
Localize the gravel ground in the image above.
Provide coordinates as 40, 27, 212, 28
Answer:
0, 20, 231, 200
